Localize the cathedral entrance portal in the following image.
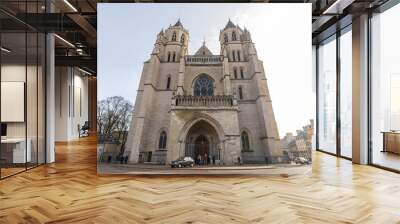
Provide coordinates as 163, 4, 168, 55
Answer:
194, 135, 209, 161
184, 120, 221, 164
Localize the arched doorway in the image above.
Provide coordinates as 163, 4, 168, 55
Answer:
194, 135, 209, 160
184, 120, 220, 164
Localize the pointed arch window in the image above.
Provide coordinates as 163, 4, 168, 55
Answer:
232, 50, 236, 61
240, 67, 244, 79
166, 76, 171, 89
241, 131, 250, 151
238, 86, 243, 100
194, 74, 214, 96
172, 32, 177, 41
172, 52, 176, 62
233, 67, 238, 79
180, 34, 185, 44
232, 31, 237, 41
159, 131, 167, 149
167, 52, 171, 62
224, 34, 228, 43
237, 50, 241, 61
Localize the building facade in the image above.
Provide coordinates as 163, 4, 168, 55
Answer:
281, 120, 314, 161
125, 20, 282, 165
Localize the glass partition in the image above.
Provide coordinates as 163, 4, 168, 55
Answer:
317, 35, 337, 154
38, 32, 45, 165
27, 31, 38, 169
371, 3, 400, 171
1, 31, 28, 177
339, 27, 352, 158
0, 2, 46, 179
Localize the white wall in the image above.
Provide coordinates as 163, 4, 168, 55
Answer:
55, 67, 89, 141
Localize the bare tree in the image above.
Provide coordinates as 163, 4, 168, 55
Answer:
97, 96, 133, 153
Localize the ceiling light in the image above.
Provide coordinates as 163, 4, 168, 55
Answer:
78, 67, 93, 76
54, 34, 75, 48
323, 0, 355, 15
1, 47, 11, 53
63, 0, 78, 12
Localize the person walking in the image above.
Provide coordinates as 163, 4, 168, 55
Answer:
204, 153, 208, 165
197, 154, 201, 166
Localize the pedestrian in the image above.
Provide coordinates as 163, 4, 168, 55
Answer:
212, 155, 215, 165
204, 153, 208, 165
237, 156, 241, 165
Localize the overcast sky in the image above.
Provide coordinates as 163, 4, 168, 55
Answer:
98, 3, 314, 137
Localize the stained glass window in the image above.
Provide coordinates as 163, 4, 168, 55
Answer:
241, 131, 250, 151
194, 75, 214, 96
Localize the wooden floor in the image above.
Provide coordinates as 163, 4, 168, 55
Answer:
1, 136, 400, 223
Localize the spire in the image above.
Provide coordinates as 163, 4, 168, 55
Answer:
223, 19, 236, 30
202, 36, 206, 46
195, 42, 213, 56
174, 19, 183, 27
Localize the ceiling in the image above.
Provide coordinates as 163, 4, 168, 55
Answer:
0, 0, 394, 75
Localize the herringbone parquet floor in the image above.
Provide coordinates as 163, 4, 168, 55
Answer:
1, 136, 400, 223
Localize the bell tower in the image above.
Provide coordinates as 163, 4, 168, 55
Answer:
163, 19, 189, 63
219, 19, 248, 62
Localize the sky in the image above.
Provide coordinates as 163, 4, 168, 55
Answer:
98, 3, 314, 137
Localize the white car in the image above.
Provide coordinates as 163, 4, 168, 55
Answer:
294, 157, 311, 165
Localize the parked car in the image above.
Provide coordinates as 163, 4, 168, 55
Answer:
171, 157, 194, 168
294, 157, 311, 165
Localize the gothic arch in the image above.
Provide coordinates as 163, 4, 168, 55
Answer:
240, 128, 252, 151
157, 128, 168, 149
178, 113, 225, 144
180, 34, 185, 44
172, 32, 177, 41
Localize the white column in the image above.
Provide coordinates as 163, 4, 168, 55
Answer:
46, 32, 55, 163
352, 14, 369, 164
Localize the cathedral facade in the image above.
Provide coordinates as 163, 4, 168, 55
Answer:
125, 20, 282, 165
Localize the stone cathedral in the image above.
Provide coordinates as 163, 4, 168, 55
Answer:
125, 20, 283, 165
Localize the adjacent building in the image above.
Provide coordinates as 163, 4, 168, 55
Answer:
281, 120, 314, 161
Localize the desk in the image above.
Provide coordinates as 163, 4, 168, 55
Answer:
1, 138, 31, 164
382, 131, 400, 154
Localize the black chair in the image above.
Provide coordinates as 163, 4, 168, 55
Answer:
79, 121, 90, 138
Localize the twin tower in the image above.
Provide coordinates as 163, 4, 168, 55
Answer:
125, 19, 283, 165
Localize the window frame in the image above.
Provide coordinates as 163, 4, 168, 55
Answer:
315, 24, 353, 160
